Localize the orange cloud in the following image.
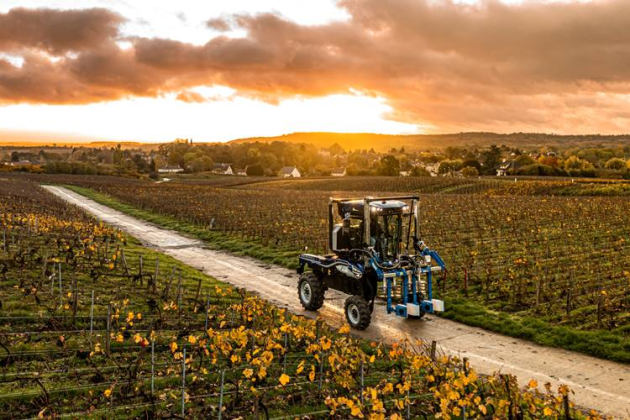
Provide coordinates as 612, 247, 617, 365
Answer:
1, 1, 630, 133
0, 8, 123, 54
176, 91, 207, 103
206, 18, 231, 32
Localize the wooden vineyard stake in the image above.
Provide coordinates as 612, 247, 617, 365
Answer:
106, 304, 112, 356
566, 271, 573, 317
359, 362, 364, 404
58, 263, 63, 308
181, 347, 187, 417
463, 267, 469, 296
139, 255, 143, 287
218, 370, 225, 420
90, 290, 95, 339
153, 258, 159, 293
120, 249, 129, 276
194, 279, 201, 308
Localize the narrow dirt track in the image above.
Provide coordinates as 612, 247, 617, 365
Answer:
44, 186, 630, 418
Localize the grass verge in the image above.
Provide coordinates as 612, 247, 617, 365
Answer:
64, 184, 630, 364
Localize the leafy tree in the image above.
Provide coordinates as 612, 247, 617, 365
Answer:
346, 163, 361, 176
112, 144, 123, 165
517, 164, 556, 176
410, 166, 430, 177
605, 158, 627, 171
564, 156, 594, 171
189, 159, 205, 173
329, 143, 345, 156
438, 159, 463, 174
444, 146, 465, 160
132, 154, 149, 173
438, 161, 453, 175
260, 152, 278, 171
462, 159, 481, 173
462, 166, 479, 177
247, 147, 261, 163
10, 151, 19, 162
377, 155, 400, 176
184, 152, 198, 166
167, 152, 184, 167
481, 145, 501, 175
246, 164, 264, 176
313, 164, 331, 176
515, 154, 535, 167
190, 156, 214, 173
153, 155, 166, 170
538, 155, 559, 167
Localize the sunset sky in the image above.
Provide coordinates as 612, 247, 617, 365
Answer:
1, 0, 629, 143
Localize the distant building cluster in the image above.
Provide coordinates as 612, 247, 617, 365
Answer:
2, 138, 629, 180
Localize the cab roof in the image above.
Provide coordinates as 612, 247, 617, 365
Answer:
337, 200, 407, 217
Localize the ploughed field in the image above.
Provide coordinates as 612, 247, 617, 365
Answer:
35, 174, 630, 363
0, 178, 595, 418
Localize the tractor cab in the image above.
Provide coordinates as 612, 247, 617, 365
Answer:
297, 195, 446, 331
332, 200, 409, 260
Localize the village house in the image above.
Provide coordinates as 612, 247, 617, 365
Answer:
10, 160, 34, 167
158, 165, 184, 174
280, 166, 301, 178
496, 161, 514, 176
331, 167, 346, 177
212, 163, 234, 175
415, 162, 440, 177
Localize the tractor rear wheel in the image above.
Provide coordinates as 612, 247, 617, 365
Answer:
345, 296, 371, 330
298, 272, 325, 311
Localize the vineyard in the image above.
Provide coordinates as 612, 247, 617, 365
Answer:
0, 178, 599, 418
244, 176, 630, 196
18, 173, 628, 363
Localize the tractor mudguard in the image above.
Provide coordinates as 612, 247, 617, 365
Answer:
297, 254, 363, 278
297, 254, 330, 274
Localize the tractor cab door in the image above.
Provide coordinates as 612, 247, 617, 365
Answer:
332, 215, 364, 252
370, 213, 404, 260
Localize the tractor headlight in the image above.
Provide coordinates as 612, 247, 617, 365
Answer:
424, 255, 431, 264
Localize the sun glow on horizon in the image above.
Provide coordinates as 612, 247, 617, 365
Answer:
0, 91, 423, 143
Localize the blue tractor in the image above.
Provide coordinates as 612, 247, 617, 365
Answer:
297, 196, 446, 330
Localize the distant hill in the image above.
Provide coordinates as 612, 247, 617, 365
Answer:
228, 132, 630, 151
84, 142, 156, 151
0, 130, 155, 150
3, 130, 630, 152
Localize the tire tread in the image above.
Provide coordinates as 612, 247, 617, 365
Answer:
298, 272, 325, 311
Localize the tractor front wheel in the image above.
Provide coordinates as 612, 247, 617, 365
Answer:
345, 296, 371, 330
298, 272, 325, 311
